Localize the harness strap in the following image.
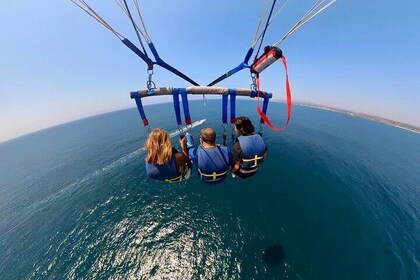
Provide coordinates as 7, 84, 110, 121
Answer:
180, 88, 192, 125
207, 48, 254, 86
222, 94, 228, 146
222, 94, 228, 125
229, 89, 236, 124
260, 93, 270, 123
132, 92, 149, 127
121, 38, 153, 70
150, 43, 199, 86
229, 89, 237, 143
256, 56, 292, 130
172, 88, 182, 126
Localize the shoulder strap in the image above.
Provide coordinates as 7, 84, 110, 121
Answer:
216, 145, 229, 167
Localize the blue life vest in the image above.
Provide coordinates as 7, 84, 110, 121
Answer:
237, 134, 266, 174
145, 157, 184, 183
194, 145, 231, 183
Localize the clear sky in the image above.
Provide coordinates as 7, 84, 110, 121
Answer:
1, 0, 419, 142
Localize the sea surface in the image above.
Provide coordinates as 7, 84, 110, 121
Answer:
0, 100, 419, 279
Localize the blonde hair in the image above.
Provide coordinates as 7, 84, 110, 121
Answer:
145, 128, 173, 164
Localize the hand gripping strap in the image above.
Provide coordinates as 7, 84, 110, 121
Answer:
256, 56, 292, 131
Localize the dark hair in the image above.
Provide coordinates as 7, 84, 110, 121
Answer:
235, 116, 254, 135
200, 127, 216, 144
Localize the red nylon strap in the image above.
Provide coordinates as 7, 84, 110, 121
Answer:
256, 56, 292, 131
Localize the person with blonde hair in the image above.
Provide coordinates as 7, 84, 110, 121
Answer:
145, 128, 191, 182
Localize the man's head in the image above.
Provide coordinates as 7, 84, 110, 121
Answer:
200, 127, 216, 145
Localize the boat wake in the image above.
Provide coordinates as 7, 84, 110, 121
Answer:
25, 119, 207, 213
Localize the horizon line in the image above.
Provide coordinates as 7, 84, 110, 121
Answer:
1, 101, 419, 144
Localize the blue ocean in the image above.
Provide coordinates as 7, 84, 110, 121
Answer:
0, 100, 419, 279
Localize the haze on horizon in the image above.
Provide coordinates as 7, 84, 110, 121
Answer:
1, 0, 419, 143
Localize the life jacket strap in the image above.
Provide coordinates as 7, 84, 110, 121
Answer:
165, 174, 184, 183
242, 155, 264, 168
198, 169, 228, 181
239, 166, 259, 174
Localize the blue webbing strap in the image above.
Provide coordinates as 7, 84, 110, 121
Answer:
207, 48, 254, 87
229, 89, 236, 124
229, 89, 237, 143
172, 88, 182, 126
260, 94, 270, 123
180, 88, 192, 125
222, 94, 228, 124
121, 39, 153, 70
222, 93, 229, 146
148, 43, 199, 86
132, 91, 149, 126
250, 89, 257, 98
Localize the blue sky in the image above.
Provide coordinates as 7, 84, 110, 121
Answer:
1, 0, 419, 142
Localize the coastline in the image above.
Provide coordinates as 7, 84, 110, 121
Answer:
296, 102, 420, 134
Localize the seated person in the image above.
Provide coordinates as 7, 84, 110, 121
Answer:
182, 128, 232, 183
145, 128, 191, 182
232, 116, 267, 178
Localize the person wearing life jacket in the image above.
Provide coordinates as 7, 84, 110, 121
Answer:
181, 128, 233, 184
145, 128, 191, 182
232, 116, 267, 178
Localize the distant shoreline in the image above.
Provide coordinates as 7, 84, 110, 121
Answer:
296, 102, 420, 134
2, 101, 419, 144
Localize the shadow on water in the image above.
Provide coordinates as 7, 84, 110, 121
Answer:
263, 244, 285, 266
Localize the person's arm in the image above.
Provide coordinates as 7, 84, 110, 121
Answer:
180, 133, 195, 157
231, 142, 242, 175
180, 137, 188, 156
227, 148, 234, 170
174, 153, 192, 175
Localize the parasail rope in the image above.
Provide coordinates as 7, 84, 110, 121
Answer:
274, 0, 337, 47
133, 0, 152, 43
114, 1, 146, 40
252, 0, 289, 49
269, 0, 289, 26
120, 0, 149, 58
251, 0, 270, 48
254, 0, 277, 61
71, 0, 123, 39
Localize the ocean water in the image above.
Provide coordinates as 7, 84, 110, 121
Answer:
0, 100, 419, 279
